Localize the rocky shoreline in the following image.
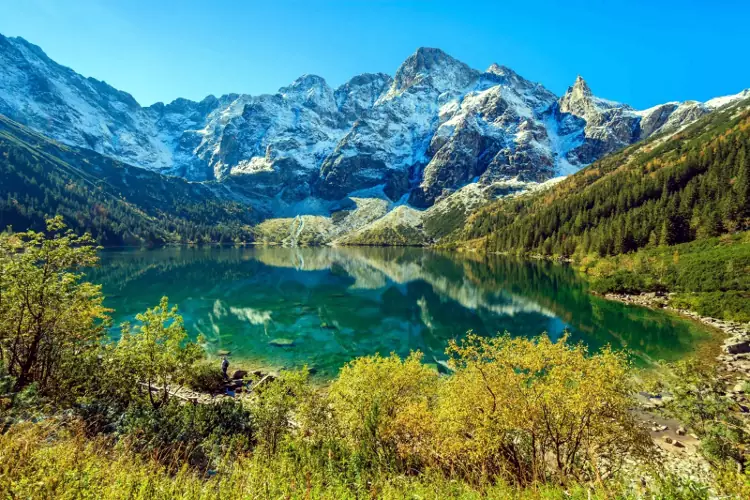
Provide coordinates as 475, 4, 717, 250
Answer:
605, 292, 750, 416
603, 292, 750, 489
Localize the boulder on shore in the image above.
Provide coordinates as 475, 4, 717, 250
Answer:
232, 370, 248, 379
726, 341, 750, 355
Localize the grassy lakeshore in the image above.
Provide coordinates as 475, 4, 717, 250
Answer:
2, 220, 750, 499
579, 232, 750, 323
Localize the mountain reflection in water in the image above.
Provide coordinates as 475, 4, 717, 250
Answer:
89, 246, 710, 378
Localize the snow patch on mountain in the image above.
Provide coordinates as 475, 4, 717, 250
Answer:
705, 89, 750, 109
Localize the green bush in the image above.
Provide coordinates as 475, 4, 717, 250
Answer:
591, 269, 649, 294
662, 359, 749, 464
670, 291, 750, 322
186, 361, 225, 393
120, 398, 253, 470
0, 362, 14, 395
653, 471, 712, 500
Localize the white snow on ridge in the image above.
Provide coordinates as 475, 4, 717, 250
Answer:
705, 89, 750, 109
634, 101, 680, 117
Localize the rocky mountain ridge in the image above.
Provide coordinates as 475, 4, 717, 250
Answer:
1, 33, 748, 244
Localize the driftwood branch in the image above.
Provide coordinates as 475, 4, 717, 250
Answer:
249, 374, 274, 393
137, 382, 198, 404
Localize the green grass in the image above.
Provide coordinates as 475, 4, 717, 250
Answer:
581, 232, 750, 321
0, 420, 711, 500
670, 291, 750, 323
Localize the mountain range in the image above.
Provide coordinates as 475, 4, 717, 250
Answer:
1, 32, 748, 245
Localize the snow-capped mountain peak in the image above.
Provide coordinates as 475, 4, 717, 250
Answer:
559, 75, 630, 116
485, 63, 510, 76
384, 47, 479, 99
278, 74, 333, 104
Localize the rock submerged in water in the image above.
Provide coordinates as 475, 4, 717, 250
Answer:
269, 338, 295, 347
436, 360, 453, 374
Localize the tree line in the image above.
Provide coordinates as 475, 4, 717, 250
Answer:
0, 114, 255, 247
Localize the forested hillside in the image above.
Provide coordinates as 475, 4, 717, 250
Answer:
0, 115, 255, 246
462, 99, 750, 256
457, 99, 750, 321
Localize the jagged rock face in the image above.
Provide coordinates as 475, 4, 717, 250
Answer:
318, 48, 481, 200
558, 76, 642, 164
208, 78, 347, 201
1, 33, 748, 212
637, 102, 681, 138
636, 101, 710, 141
410, 67, 559, 206
148, 94, 237, 180
0, 35, 174, 171
161, 75, 363, 195
334, 73, 392, 122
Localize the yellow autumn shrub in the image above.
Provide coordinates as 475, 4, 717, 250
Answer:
328, 352, 438, 465
433, 333, 649, 485
325, 334, 648, 486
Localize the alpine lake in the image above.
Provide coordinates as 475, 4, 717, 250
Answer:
87, 246, 713, 380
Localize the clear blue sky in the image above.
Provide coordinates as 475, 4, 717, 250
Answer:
1, 0, 747, 109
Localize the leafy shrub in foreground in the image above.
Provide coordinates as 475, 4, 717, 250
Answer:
121, 398, 253, 470
434, 334, 649, 485
186, 361, 226, 393
328, 352, 438, 469
0, 217, 109, 394
318, 334, 650, 486
113, 297, 204, 410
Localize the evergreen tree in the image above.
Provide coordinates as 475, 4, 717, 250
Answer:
736, 148, 750, 215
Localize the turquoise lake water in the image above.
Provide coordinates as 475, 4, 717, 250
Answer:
88, 246, 711, 379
